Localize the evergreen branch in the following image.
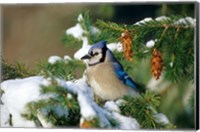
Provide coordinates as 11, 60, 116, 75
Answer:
36, 59, 85, 80
97, 20, 126, 32
154, 24, 169, 49
133, 23, 193, 30
2, 59, 35, 81
22, 83, 80, 127
98, 16, 194, 82
120, 92, 163, 128
174, 27, 180, 40
98, 18, 193, 34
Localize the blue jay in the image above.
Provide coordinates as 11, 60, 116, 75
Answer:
81, 41, 139, 100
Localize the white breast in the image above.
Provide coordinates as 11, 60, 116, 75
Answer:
86, 63, 131, 100
90, 78, 108, 99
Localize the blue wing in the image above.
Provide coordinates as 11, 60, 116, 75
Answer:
112, 63, 138, 91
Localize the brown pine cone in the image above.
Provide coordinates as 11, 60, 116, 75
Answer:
151, 49, 163, 80
120, 30, 133, 61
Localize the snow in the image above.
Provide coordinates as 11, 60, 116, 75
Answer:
115, 99, 126, 106
0, 74, 142, 129
104, 101, 120, 113
66, 24, 84, 39
91, 105, 112, 128
41, 77, 52, 86
0, 104, 10, 127
37, 111, 53, 128
66, 14, 99, 40
65, 76, 116, 128
0, 76, 70, 127
1, 76, 45, 127
0, 59, 171, 129
146, 39, 155, 48
77, 14, 83, 22
77, 91, 97, 120
66, 23, 99, 40
175, 17, 196, 27
154, 113, 169, 125
64, 55, 72, 61
48, 55, 72, 64
74, 37, 91, 60
155, 16, 170, 21
146, 39, 158, 48
134, 16, 195, 28
48, 56, 62, 64
48, 75, 140, 129
135, 17, 153, 25
66, 14, 123, 61
107, 42, 123, 52
112, 112, 140, 129
67, 93, 73, 100
66, 76, 98, 120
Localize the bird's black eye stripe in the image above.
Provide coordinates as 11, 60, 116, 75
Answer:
94, 52, 99, 56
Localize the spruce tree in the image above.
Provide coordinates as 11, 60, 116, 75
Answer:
2, 11, 195, 129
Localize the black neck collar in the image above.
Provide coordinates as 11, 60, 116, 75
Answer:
88, 47, 107, 67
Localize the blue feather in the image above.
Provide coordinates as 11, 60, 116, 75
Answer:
112, 63, 138, 91
91, 41, 107, 50
88, 41, 107, 55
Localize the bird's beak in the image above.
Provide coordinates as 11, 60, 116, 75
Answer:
81, 54, 91, 60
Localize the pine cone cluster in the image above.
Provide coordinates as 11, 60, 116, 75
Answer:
151, 48, 163, 80
120, 30, 133, 61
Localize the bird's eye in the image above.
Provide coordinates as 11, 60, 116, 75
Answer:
94, 52, 99, 56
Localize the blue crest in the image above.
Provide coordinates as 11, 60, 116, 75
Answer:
88, 40, 107, 54
91, 40, 107, 49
